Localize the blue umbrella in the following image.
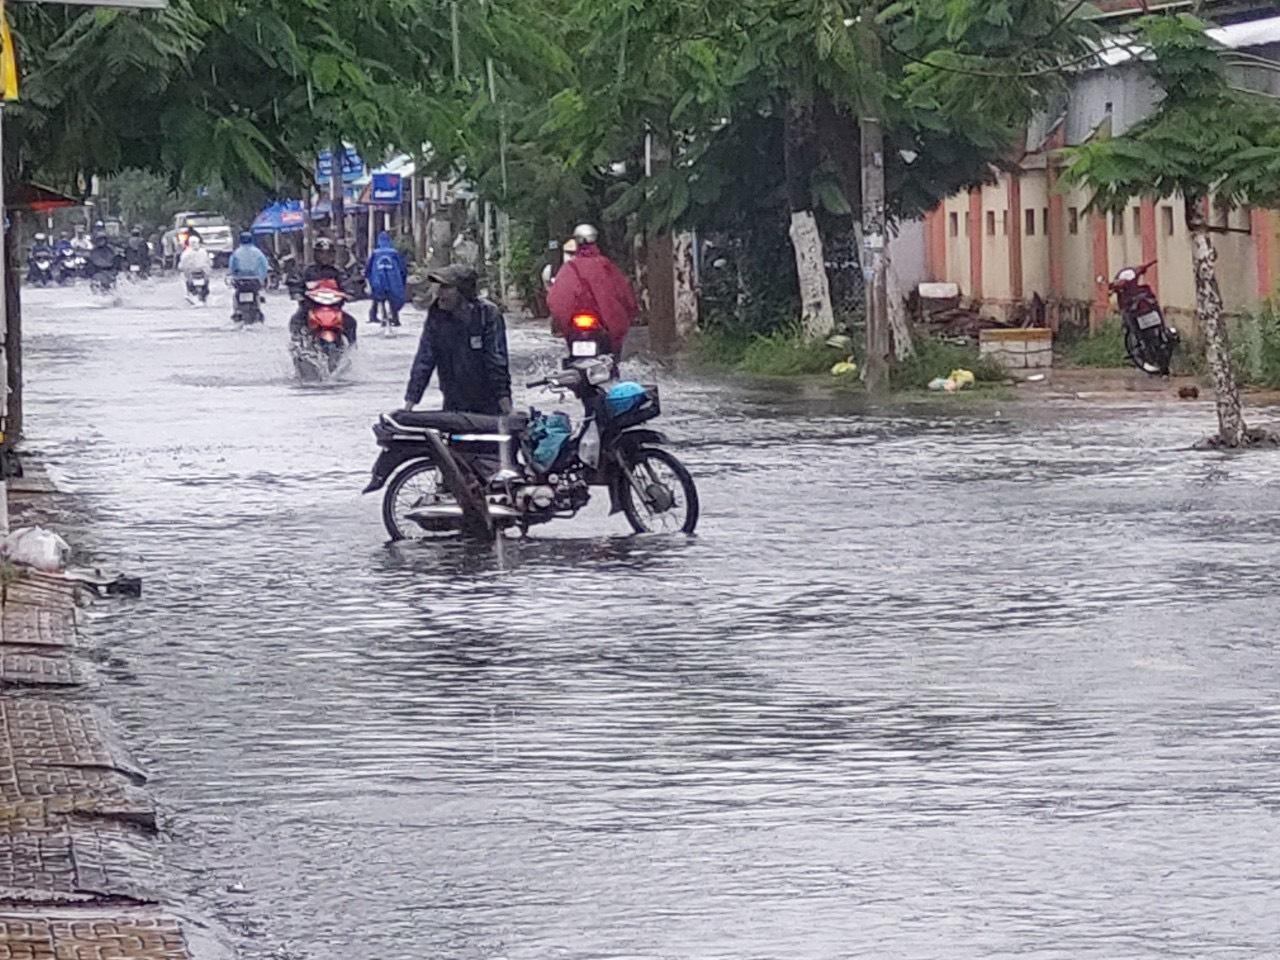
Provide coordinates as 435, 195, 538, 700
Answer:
252, 200, 307, 234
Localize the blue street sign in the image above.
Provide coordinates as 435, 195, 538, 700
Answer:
371, 173, 403, 205
316, 147, 364, 185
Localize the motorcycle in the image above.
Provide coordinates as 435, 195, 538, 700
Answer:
364, 314, 699, 542
28, 256, 54, 287
58, 250, 87, 285
186, 271, 211, 305
231, 278, 265, 326
1103, 261, 1179, 376
89, 269, 118, 297
126, 262, 146, 283
291, 278, 353, 382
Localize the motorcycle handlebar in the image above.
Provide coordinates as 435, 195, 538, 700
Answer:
526, 378, 549, 388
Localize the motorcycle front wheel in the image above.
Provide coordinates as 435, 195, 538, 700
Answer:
619, 447, 700, 535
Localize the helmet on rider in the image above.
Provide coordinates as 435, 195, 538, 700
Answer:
34, 233, 47, 244
239, 231, 254, 246
59, 232, 69, 241
92, 233, 109, 248
572, 223, 599, 247
187, 235, 203, 250
314, 236, 335, 266
130, 227, 142, 237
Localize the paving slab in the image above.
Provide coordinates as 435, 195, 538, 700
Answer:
0, 608, 78, 652
0, 656, 80, 690
0, 913, 191, 959
0, 703, 153, 829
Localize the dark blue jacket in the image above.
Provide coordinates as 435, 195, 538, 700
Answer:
366, 231, 407, 309
405, 297, 511, 414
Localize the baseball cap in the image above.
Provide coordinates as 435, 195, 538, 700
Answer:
427, 264, 478, 291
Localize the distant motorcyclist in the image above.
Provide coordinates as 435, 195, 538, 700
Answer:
230, 232, 270, 284
70, 226, 92, 253
547, 223, 638, 357
86, 232, 120, 286
27, 233, 54, 282
365, 231, 407, 327
124, 227, 151, 276
289, 237, 357, 345
54, 232, 74, 257
402, 264, 511, 416
178, 234, 212, 277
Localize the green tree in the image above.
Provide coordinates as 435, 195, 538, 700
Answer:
1064, 14, 1280, 447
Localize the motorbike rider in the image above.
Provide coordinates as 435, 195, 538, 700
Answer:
86, 232, 120, 283
124, 227, 151, 276
230, 232, 270, 284
288, 237, 358, 345
402, 264, 512, 416
55, 232, 74, 257
178, 234, 213, 297
27, 233, 54, 281
365, 231, 407, 327
70, 226, 92, 253
546, 224, 638, 357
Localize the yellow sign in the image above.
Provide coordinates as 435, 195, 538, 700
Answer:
0, 0, 17, 102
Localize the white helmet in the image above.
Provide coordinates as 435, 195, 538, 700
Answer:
188, 235, 203, 249
572, 223, 598, 246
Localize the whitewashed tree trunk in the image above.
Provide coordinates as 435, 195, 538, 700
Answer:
789, 210, 835, 339
1186, 198, 1246, 447
673, 231, 699, 341
886, 257, 915, 360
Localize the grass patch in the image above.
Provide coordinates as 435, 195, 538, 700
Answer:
691, 328, 841, 377
889, 337, 1005, 390
1062, 319, 1128, 368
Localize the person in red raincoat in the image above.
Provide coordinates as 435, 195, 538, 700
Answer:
546, 224, 639, 356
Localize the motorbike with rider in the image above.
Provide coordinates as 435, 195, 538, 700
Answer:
124, 227, 152, 280
27, 233, 56, 287
179, 235, 213, 305
86, 233, 122, 295
229, 231, 269, 325
287, 237, 359, 379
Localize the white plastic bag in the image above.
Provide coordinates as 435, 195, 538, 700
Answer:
2, 527, 71, 572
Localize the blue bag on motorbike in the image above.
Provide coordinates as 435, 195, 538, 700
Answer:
528, 412, 573, 473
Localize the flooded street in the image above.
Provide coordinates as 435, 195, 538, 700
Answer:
19, 279, 1280, 959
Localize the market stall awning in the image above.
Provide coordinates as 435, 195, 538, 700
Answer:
9, 182, 80, 213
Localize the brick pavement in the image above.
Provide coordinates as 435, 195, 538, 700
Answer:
0, 571, 196, 959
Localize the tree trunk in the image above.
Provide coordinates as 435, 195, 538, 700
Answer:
5, 211, 20, 447
1186, 196, 1246, 446
784, 95, 834, 339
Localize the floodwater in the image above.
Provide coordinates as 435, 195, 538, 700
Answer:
20, 279, 1280, 959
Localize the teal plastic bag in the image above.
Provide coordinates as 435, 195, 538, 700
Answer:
529, 412, 572, 472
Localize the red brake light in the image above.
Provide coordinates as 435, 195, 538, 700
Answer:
572, 313, 599, 331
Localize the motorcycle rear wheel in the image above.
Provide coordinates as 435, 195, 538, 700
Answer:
383, 460, 450, 541
1125, 326, 1172, 376
619, 447, 700, 535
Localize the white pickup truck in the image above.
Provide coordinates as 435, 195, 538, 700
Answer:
162, 211, 235, 269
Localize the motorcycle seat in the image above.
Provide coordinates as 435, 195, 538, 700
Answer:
383, 410, 528, 436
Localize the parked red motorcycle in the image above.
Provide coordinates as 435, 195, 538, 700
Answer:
1103, 261, 1180, 376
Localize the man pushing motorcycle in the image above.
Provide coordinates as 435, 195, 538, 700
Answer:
402, 264, 512, 416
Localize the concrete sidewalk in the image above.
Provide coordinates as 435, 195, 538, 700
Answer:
0, 566, 195, 960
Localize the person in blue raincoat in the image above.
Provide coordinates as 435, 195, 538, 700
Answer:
365, 231, 407, 327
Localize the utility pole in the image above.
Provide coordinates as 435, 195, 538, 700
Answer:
330, 142, 346, 251
858, 4, 890, 391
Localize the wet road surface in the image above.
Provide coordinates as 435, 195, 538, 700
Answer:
20, 280, 1280, 959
